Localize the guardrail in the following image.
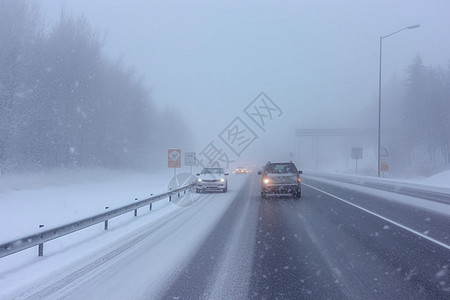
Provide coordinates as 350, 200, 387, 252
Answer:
304, 171, 450, 204
0, 184, 195, 258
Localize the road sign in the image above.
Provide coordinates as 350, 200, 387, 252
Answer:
185, 152, 196, 166
351, 148, 363, 174
168, 149, 181, 168
351, 148, 363, 159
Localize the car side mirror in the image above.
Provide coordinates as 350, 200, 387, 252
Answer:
298, 170, 303, 175
257, 171, 262, 175
196, 173, 200, 176
225, 173, 229, 176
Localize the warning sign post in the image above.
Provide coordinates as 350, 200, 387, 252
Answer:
380, 147, 389, 177
168, 149, 181, 180
351, 148, 363, 174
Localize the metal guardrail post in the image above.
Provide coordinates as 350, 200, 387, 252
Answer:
134, 198, 138, 216
104, 207, 109, 230
149, 194, 153, 210
38, 225, 44, 256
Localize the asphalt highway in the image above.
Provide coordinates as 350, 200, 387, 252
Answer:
162, 174, 450, 299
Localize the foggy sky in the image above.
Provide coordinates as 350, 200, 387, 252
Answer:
37, 0, 450, 168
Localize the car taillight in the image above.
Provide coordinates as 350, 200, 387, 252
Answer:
298, 178, 301, 182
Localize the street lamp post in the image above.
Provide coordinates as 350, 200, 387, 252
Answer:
377, 24, 420, 177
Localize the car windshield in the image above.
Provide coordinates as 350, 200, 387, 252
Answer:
266, 164, 297, 173
1, 1, 449, 299
266, 163, 296, 174
201, 168, 224, 174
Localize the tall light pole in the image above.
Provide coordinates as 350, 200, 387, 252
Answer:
378, 24, 420, 177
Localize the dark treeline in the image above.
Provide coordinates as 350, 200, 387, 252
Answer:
0, 0, 191, 173
380, 55, 450, 176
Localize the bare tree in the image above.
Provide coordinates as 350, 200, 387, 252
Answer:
0, 0, 192, 173
0, 0, 41, 171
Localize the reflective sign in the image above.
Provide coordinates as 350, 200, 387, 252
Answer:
168, 149, 181, 168
185, 152, 196, 166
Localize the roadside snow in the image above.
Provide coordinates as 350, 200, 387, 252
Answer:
305, 169, 450, 194
0, 168, 173, 243
417, 170, 450, 187
0, 168, 191, 298
0, 169, 245, 299
304, 169, 450, 216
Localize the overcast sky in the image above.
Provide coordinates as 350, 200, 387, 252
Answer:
37, 0, 450, 167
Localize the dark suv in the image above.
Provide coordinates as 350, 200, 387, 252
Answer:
258, 162, 302, 199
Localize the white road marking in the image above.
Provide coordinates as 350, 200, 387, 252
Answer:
304, 183, 450, 251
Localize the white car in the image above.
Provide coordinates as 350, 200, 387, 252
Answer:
196, 168, 228, 193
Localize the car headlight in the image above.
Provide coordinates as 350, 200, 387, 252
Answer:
197, 178, 202, 182
263, 178, 269, 184
220, 178, 225, 182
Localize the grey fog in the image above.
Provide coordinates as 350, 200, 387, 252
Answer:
1, 1, 450, 299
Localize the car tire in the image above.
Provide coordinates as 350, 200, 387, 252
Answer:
261, 192, 267, 199
223, 186, 227, 193
196, 188, 201, 193
295, 190, 301, 199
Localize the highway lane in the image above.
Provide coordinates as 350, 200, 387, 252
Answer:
162, 174, 450, 299
160, 175, 259, 299
252, 177, 450, 299
303, 175, 450, 247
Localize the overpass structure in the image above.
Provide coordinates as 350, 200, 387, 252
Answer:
295, 128, 377, 172
295, 128, 376, 137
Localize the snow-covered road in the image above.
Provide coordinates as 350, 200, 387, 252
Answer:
1, 170, 450, 299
